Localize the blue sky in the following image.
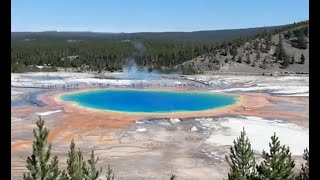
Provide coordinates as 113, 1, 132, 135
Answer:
11, 0, 309, 32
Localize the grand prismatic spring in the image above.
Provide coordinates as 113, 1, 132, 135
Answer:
60, 89, 238, 113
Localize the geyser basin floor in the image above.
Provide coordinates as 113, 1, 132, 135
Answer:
59, 89, 238, 113
11, 74, 309, 179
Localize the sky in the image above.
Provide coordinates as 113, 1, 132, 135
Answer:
11, 0, 309, 33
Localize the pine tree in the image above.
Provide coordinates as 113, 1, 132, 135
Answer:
237, 56, 242, 63
231, 45, 238, 60
259, 44, 263, 52
297, 31, 307, 49
281, 54, 290, 68
275, 34, 285, 63
106, 165, 115, 180
266, 40, 271, 51
256, 51, 260, 61
23, 116, 62, 180
253, 41, 259, 51
288, 30, 292, 38
290, 56, 295, 64
267, 33, 272, 42
47, 156, 62, 179
257, 133, 295, 180
83, 150, 102, 180
284, 31, 292, 39
296, 148, 309, 180
64, 139, 86, 179
221, 42, 228, 56
225, 127, 257, 180
24, 155, 38, 180
300, 54, 305, 64
246, 55, 251, 64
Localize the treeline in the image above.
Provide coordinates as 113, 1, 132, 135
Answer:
11, 21, 308, 74
23, 117, 309, 180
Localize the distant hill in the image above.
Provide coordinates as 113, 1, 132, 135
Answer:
11, 25, 285, 42
181, 23, 309, 74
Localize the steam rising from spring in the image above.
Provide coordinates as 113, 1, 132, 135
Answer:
120, 41, 160, 79
122, 58, 139, 74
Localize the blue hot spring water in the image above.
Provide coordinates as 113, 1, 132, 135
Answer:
60, 89, 237, 113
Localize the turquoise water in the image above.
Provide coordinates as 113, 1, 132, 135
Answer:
60, 89, 237, 113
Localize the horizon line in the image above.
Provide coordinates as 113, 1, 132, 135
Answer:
11, 20, 309, 34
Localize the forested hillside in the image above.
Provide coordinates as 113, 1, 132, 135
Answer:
11, 21, 308, 74
183, 22, 309, 74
